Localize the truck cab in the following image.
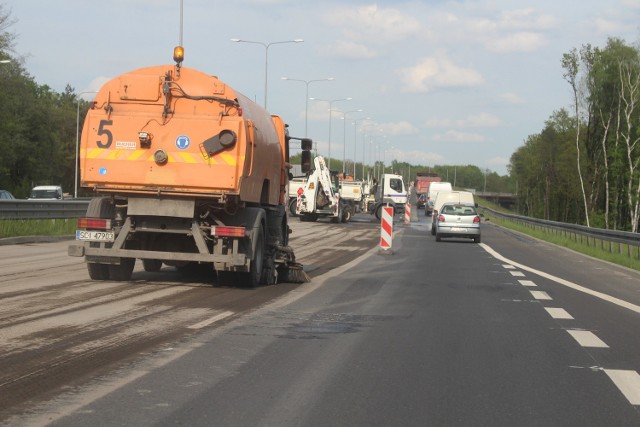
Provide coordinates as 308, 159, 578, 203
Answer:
368, 173, 407, 219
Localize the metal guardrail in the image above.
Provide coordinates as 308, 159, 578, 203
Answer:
0, 200, 90, 220
479, 206, 640, 260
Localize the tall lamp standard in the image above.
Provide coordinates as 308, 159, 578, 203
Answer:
352, 117, 370, 179
309, 97, 351, 170
339, 110, 363, 175
75, 91, 98, 198
281, 77, 334, 139
0, 60, 10, 64
230, 38, 304, 109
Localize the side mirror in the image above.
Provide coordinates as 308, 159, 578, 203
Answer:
301, 138, 313, 151
301, 151, 312, 173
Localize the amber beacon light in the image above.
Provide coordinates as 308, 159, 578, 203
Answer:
173, 46, 185, 64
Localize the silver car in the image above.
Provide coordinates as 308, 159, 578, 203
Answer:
434, 202, 481, 243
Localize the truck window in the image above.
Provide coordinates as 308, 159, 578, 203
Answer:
389, 178, 403, 193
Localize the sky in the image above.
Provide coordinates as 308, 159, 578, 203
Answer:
5, 0, 640, 175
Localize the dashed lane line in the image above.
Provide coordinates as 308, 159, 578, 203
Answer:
604, 370, 640, 405
544, 307, 574, 319
482, 243, 640, 315
566, 330, 609, 348
518, 280, 537, 287
530, 290, 552, 300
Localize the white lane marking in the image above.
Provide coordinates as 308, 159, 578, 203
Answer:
510, 271, 525, 277
519, 280, 537, 287
545, 307, 574, 319
479, 244, 640, 315
188, 311, 234, 329
604, 369, 640, 405
530, 290, 552, 300
566, 330, 609, 348
503, 264, 515, 269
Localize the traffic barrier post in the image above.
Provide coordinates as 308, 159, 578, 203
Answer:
380, 205, 394, 254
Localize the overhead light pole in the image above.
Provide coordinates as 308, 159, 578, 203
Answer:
0, 60, 10, 64
281, 77, 334, 139
352, 117, 370, 179
75, 91, 98, 198
231, 38, 304, 109
339, 110, 363, 175
310, 97, 351, 169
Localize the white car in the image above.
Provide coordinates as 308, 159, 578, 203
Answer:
434, 202, 481, 243
28, 185, 64, 200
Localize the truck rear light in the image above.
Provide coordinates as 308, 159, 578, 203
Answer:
77, 218, 112, 230
473, 216, 481, 224
212, 226, 246, 237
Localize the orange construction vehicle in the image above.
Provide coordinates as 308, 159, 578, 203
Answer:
68, 47, 311, 287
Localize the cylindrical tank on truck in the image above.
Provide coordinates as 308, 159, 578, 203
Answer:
68, 47, 311, 287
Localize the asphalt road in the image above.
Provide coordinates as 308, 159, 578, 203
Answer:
2, 213, 640, 426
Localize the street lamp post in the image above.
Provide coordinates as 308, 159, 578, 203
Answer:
352, 117, 370, 179
75, 91, 98, 198
231, 38, 303, 109
339, 110, 363, 175
281, 77, 334, 139
0, 60, 10, 64
309, 97, 351, 170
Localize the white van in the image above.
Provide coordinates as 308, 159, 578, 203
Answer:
28, 185, 64, 200
430, 190, 476, 235
425, 182, 452, 216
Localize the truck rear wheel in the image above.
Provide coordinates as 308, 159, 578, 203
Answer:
288, 198, 298, 217
87, 263, 109, 280
109, 258, 135, 281
85, 197, 114, 280
341, 206, 352, 223
239, 223, 265, 288
142, 259, 163, 272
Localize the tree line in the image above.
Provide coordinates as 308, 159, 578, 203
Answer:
0, 5, 93, 198
510, 37, 640, 232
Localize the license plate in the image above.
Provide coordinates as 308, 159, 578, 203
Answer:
450, 227, 465, 232
76, 230, 115, 242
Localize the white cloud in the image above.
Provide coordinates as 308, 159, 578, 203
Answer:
392, 149, 444, 166
320, 41, 377, 60
426, 113, 502, 128
486, 31, 546, 53
499, 92, 526, 105
432, 130, 485, 143
378, 121, 419, 136
397, 53, 484, 93
323, 4, 421, 45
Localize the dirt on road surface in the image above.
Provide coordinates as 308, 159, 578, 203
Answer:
0, 215, 383, 421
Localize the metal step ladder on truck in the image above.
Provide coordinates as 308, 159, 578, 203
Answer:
68, 46, 311, 287
367, 173, 408, 219
295, 156, 352, 223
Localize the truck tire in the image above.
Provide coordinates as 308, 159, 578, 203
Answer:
288, 198, 298, 217
108, 258, 135, 281
142, 259, 163, 272
341, 206, 352, 223
85, 197, 114, 280
375, 205, 383, 220
87, 263, 109, 280
239, 222, 265, 288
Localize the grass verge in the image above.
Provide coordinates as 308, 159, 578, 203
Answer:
0, 218, 76, 239
478, 198, 640, 272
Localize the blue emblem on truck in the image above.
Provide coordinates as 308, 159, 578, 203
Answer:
176, 135, 190, 150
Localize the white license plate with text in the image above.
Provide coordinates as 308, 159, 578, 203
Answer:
76, 230, 115, 242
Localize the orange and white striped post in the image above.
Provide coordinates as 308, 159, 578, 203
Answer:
404, 202, 411, 224
380, 205, 394, 253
